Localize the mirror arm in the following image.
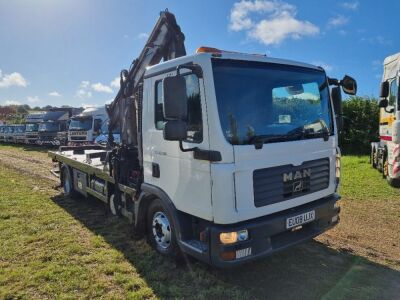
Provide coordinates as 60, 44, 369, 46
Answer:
385, 107, 395, 113
327, 77, 340, 86
179, 140, 198, 152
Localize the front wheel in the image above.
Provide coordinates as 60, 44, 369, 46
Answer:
384, 160, 400, 187
146, 199, 180, 258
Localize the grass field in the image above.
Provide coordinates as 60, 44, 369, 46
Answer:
0, 144, 399, 299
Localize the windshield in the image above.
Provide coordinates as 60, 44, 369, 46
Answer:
212, 59, 333, 145
25, 123, 38, 132
38, 122, 59, 132
69, 117, 92, 131
15, 126, 25, 133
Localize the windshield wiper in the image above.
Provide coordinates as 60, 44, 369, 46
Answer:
288, 120, 330, 142
248, 133, 303, 149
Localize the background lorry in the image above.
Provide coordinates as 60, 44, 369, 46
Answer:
371, 52, 400, 187
0, 125, 6, 142
25, 112, 45, 145
37, 108, 81, 146
49, 11, 357, 267
68, 107, 108, 145
12, 124, 26, 144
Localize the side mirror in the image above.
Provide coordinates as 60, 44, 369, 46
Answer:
378, 98, 389, 108
380, 81, 389, 98
163, 76, 187, 120
341, 75, 357, 95
331, 86, 343, 131
163, 120, 187, 141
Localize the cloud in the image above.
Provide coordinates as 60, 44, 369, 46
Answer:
341, 1, 359, 10
312, 61, 333, 72
110, 77, 120, 88
27, 96, 41, 103
91, 82, 113, 93
361, 35, 392, 46
76, 80, 115, 99
76, 81, 93, 99
328, 15, 349, 28
372, 59, 381, 70
137, 32, 149, 40
5, 100, 22, 105
0, 70, 28, 88
49, 91, 61, 97
229, 0, 319, 45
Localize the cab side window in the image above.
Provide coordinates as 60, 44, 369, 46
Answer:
389, 79, 398, 107
155, 74, 203, 143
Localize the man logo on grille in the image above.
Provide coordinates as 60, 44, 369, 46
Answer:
283, 169, 311, 182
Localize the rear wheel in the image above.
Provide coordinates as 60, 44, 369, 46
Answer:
61, 165, 78, 198
108, 193, 122, 216
146, 199, 180, 258
371, 147, 377, 168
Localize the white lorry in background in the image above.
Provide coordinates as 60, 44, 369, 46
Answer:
25, 112, 46, 145
49, 11, 357, 267
371, 52, 400, 186
68, 107, 108, 145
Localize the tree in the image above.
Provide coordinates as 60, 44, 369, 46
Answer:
339, 97, 380, 154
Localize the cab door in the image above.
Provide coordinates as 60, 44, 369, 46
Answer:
142, 70, 213, 221
380, 79, 398, 139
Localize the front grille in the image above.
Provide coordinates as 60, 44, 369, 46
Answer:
71, 136, 87, 141
253, 158, 330, 207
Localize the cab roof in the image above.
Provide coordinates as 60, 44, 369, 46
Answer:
145, 48, 324, 78
383, 52, 400, 80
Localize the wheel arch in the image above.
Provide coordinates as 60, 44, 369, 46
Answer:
135, 183, 187, 242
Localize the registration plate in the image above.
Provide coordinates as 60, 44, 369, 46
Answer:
286, 210, 315, 229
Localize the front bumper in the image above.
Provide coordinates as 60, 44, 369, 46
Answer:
183, 194, 339, 268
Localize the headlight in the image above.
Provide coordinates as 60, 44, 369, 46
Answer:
220, 229, 248, 244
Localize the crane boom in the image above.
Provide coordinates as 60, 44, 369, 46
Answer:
106, 10, 186, 147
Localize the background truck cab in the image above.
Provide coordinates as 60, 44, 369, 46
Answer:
371, 52, 400, 186
68, 107, 108, 145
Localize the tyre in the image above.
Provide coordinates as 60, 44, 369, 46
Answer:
61, 165, 79, 198
384, 158, 400, 187
387, 177, 400, 188
146, 199, 180, 258
108, 193, 122, 216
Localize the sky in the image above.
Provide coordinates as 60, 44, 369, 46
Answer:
0, 0, 399, 107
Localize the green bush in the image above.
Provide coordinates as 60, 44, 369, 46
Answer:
339, 97, 379, 155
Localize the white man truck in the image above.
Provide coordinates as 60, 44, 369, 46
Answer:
371, 52, 400, 187
68, 107, 108, 145
49, 11, 357, 267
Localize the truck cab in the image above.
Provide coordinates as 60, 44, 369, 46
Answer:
37, 110, 71, 146
371, 52, 400, 186
13, 124, 26, 143
25, 112, 45, 145
0, 125, 5, 142
142, 51, 340, 225
68, 107, 107, 145
4, 125, 15, 143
